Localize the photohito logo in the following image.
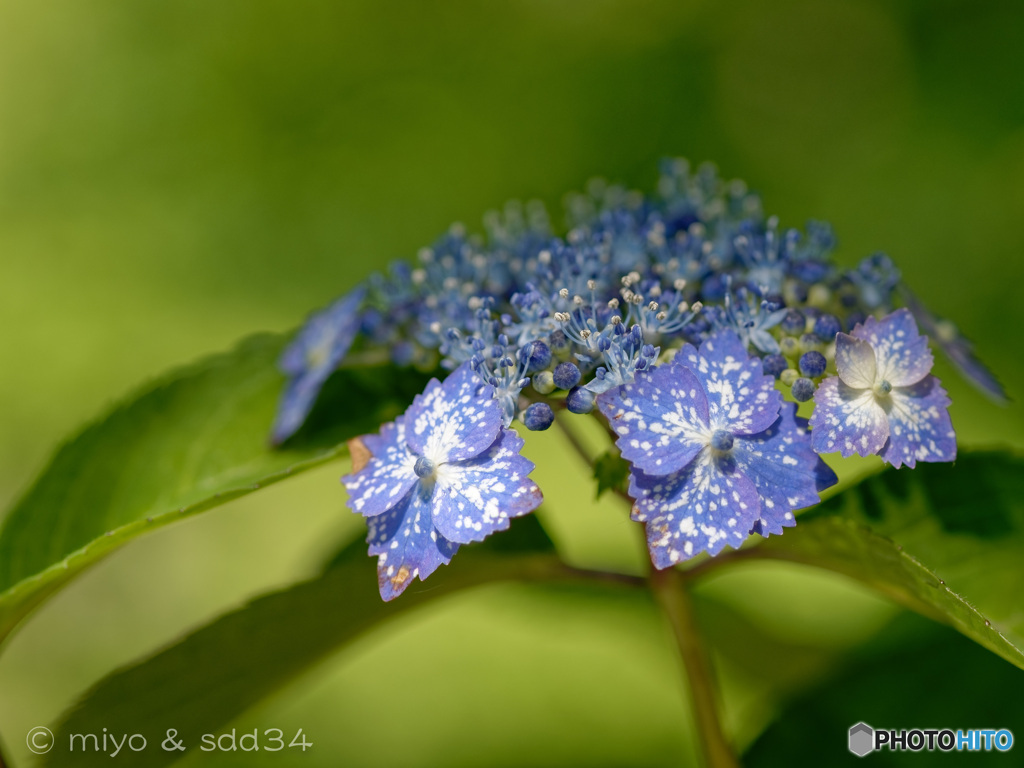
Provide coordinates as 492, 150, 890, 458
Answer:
848, 722, 1014, 756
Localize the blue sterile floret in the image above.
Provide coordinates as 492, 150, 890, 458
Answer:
272, 286, 366, 444
597, 330, 836, 567
341, 363, 543, 600
810, 309, 956, 468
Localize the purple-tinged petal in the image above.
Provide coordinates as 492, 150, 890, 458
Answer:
879, 376, 957, 469
734, 403, 837, 536
366, 484, 459, 601
851, 308, 932, 387
272, 287, 365, 444
834, 333, 877, 389
342, 419, 418, 517
810, 377, 889, 457
279, 286, 365, 377
271, 375, 327, 445
597, 363, 710, 476
404, 362, 502, 463
629, 451, 761, 566
432, 429, 543, 544
678, 331, 782, 436
901, 287, 1007, 403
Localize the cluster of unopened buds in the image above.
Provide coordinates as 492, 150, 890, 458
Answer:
272, 160, 1002, 600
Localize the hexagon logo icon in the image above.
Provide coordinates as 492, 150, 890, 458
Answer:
849, 722, 874, 757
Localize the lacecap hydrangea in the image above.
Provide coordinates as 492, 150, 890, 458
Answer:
273, 160, 1002, 600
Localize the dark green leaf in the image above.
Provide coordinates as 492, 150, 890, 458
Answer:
593, 448, 630, 500
745, 612, 1024, 766
0, 333, 430, 645
760, 451, 1024, 669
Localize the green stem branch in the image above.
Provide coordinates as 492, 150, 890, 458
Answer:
650, 567, 739, 768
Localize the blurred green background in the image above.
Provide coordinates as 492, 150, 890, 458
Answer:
0, 0, 1022, 765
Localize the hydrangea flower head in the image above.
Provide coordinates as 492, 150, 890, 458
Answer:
272, 286, 365, 444
810, 308, 956, 468
598, 330, 836, 567
342, 363, 543, 600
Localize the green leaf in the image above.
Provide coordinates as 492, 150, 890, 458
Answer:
760, 451, 1024, 669
45, 516, 648, 768
745, 611, 1024, 766
0, 333, 430, 645
593, 448, 630, 500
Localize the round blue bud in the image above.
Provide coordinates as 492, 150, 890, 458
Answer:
814, 314, 841, 341
523, 402, 555, 431
762, 354, 788, 379
792, 377, 816, 402
566, 386, 595, 414
520, 340, 552, 373
710, 429, 734, 452
553, 362, 582, 390
414, 456, 436, 478
799, 351, 827, 378
780, 310, 805, 335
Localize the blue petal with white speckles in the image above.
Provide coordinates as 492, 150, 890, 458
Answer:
597, 362, 709, 476
810, 377, 890, 457
432, 429, 542, 544
733, 403, 837, 536
629, 451, 762, 566
677, 330, 782, 436
341, 419, 417, 517
404, 363, 503, 464
852, 308, 932, 387
366, 483, 460, 601
272, 286, 365, 444
879, 376, 957, 469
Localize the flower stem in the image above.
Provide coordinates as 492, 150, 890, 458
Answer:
553, 411, 596, 468
650, 567, 739, 768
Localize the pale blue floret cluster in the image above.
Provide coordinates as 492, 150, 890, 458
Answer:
277, 160, 995, 592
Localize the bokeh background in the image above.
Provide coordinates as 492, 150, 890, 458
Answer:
0, 0, 1022, 765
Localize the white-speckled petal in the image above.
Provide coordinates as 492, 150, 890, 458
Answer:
629, 450, 761, 567
879, 376, 956, 469
678, 331, 782, 436
834, 332, 877, 389
734, 403, 837, 536
366, 484, 459, 601
342, 419, 418, 517
597, 362, 710, 476
404, 363, 503, 463
810, 376, 889, 457
431, 429, 543, 544
852, 308, 933, 387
